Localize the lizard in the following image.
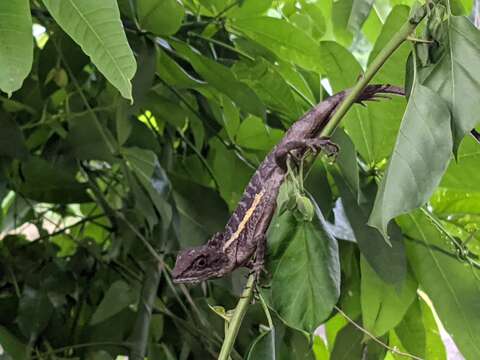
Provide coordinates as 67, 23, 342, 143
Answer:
172, 84, 403, 284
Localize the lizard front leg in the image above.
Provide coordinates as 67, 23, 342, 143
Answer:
275, 137, 339, 170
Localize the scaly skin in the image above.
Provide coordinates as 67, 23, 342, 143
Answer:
172, 85, 403, 283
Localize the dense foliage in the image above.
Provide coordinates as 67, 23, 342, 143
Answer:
0, 0, 479, 359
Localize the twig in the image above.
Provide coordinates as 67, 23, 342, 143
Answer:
334, 306, 423, 360
218, 274, 255, 360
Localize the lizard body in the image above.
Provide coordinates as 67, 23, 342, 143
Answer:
172, 85, 403, 283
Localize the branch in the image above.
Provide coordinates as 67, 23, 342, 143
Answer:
320, 5, 428, 137
218, 274, 256, 360
216, 6, 430, 360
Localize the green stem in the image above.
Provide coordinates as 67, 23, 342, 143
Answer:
320, 6, 427, 137
218, 274, 255, 360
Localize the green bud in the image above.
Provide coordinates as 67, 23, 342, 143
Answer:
295, 195, 314, 222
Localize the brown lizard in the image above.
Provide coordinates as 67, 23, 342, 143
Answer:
172, 85, 403, 283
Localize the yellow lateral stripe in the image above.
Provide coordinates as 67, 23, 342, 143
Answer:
223, 191, 265, 251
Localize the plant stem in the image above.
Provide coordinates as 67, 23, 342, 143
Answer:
218, 274, 255, 360
320, 6, 427, 137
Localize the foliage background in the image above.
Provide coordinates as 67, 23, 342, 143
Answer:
0, 0, 479, 359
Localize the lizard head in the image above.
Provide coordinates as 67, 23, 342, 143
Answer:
172, 232, 230, 283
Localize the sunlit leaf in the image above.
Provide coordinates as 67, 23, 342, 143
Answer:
43, 0, 137, 100
0, 1, 33, 96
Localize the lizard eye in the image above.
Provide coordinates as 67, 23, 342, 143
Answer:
194, 256, 207, 269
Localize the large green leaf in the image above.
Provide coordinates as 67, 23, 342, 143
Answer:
227, 17, 324, 74
395, 297, 447, 360
360, 257, 417, 337
330, 322, 363, 360
368, 84, 452, 238
267, 195, 340, 332
369, 6, 411, 86
90, 281, 136, 325
423, 16, 480, 149
233, 59, 302, 120
333, 172, 407, 283
43, 0, 137, 101
319, 41, 361, 92
15, 157, 90, 204
348, 0, 375, 33
399, 210, 480, 360
0, 1, 32, 96
16, 287, 54, 342
0, 114, 28, 159
137, 0, 184, 35
343, 96, 406, 165
235, 115, 283, 151
441, 136, 480, 192
0, 325, 28, 360
172, 41, 265, 118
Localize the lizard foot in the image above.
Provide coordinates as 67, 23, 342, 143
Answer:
306, 137, 339, 158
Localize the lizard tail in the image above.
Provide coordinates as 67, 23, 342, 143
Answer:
355, 84, 405, 105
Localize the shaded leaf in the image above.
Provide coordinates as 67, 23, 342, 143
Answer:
0, 114, 28, 159
423, 16, 480, 149
0, 326, 27, 360
333, 172, 406, 283
0, 1, 33, 96
228, 17, 324, 74
90, 280, 136, 325
267, 193, 340, 332
172, 40, 265, 118
43, 0, 137, 100
16, 157, 90, 203
360, 257, 417, 337
236, 116, 283, 151
399, 210, 480, 360
16, 287, 54, 342
330, 322, 363, 360
138, 0, 184, 36
368, 84, 452, 238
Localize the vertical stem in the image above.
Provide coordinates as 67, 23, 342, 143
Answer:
320, 6, 427, 137
218, 274, 255, 360
129, 257, 163, 359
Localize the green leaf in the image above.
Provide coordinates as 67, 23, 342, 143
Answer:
395, 297, 447, 360
43, 0, 137, 101
348, 0, 375, 33
0, 1, 33, 96
0, 114, 28, 159
267, 194, 340, 332
331, 0, 354, 46
330, 322, 363, 360
369, 6, 411, 86
15, 157, 90, 204
450, 0, 474, 15
16, 287, 54, 342
332, 128, 359, 199
0, 325, 28, 360
247, 330, 275, 360
208, 138, 253, 210
227, 0, 272, 19
333, 172, 406, 283
228, 17, 324, 74
441, 135, 480, 192
343, 96, 406, 165
236, 116, 283, 151
137, 0, 184, 36
423, 16, 480, 149
319, 41, 361, 92
123, 147, 172, 225
171, 175, 229, 247
233, 58, 302, 120
360, 257, 417, 337
90, 280, 136, 325
368, 84, 452, 238
399, 210, 480, 360
172, 41, 265, 118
